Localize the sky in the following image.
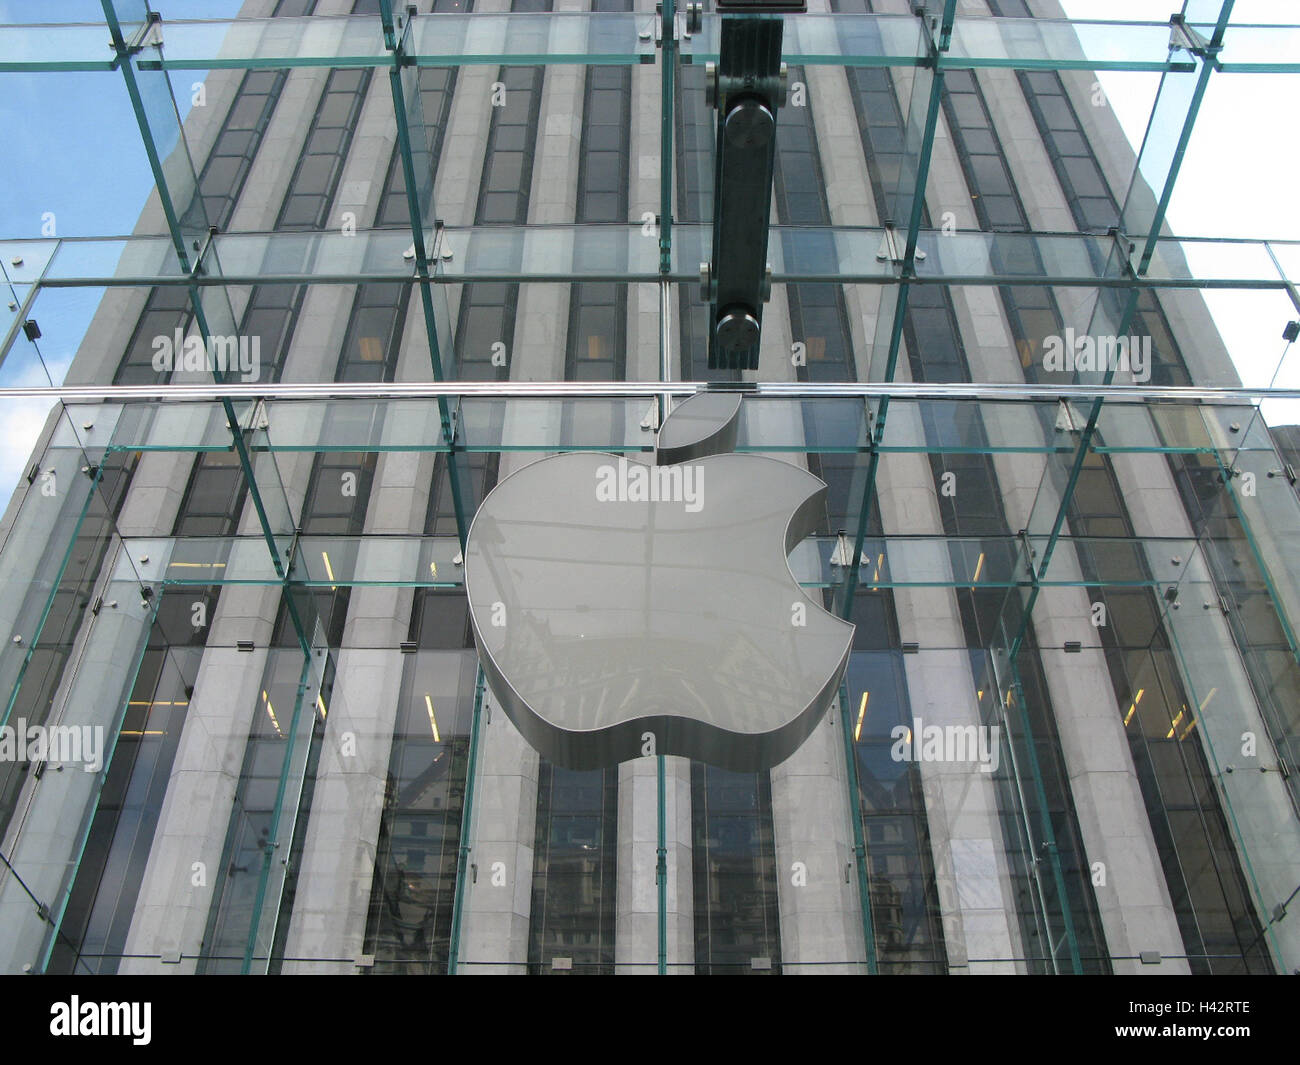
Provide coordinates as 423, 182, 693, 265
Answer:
1061, 0, 1300, 426
0, 0, 244, 511
0, 1, 1297, 512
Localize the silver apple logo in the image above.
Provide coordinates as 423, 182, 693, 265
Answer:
464, 393, 855, 771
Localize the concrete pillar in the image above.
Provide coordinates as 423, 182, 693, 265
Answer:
458, 0, 566, 969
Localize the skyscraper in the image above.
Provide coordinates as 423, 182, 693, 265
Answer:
1, 0, 1298, 977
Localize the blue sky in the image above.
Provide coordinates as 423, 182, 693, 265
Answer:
0, 1, 1297, 512
1063, 0, 1300, 426
0, 0, 243, 509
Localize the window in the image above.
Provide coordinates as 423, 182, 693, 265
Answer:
275, 67, 373, 232
528, 763, 617, 974
173, 452, 248, 537
692, 765, 782, 974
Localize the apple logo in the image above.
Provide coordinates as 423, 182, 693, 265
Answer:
464, 392, 855, 772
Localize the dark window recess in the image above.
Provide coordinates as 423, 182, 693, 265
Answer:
527, 762, 618, 974
424, 452, 499, 540
362, 652, 477, 974
566, 58, 631, 384
692, 764, 783, 974
473, 66, 545, 227
407, 589, 474, 650
197, 646, 333, 974
335, 283, 412, 383
45, 647, 203, 974
179, 68, 291, 234
276, 67, 373, 232
114, 286, 196, 387
237, 284, 307, 384
842, 639, 947, 972
457, 60, 544, 382
336, 58, 463, 383
267, 450, 378, 649
172, 451, 248, 538
774, 66, 854, 384
299, 450, 376, 537
372, 59, 462, 228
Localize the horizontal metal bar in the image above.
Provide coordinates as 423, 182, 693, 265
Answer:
2, 380, 1294, 403
17, 227, 1297, 290
4, 13, 1295, 74
116, 531, 1201, 591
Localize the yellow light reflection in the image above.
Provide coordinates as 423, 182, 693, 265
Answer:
1123, 688, 1145, 726
854, 691, 869, 742
425, 694, 441, 742
1166, 706, 1187, 740
263, 690, 283, 737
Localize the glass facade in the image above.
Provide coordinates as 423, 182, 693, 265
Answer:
1, 0, 1299, 977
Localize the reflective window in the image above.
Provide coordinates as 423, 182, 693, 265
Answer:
276, 67, 373, 232
566, 56, 631, 384
456, 58, 545, 381
44, 646, 201, 974
363, 652, 477, 973
691, 764, 782, 974
844, 644, 947, 973
172, 451, 248, 538
527, 763, 617, 974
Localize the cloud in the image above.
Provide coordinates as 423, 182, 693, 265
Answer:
0, 397, 58, 514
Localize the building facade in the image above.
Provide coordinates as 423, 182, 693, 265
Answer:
0, 0, 1298, 975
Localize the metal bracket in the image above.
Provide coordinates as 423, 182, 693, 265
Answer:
1017, 527, 1039, 573
1054, 398, 1086, 434
429, 218, 450, 263
283, 527, 302, 574
682, 3, 703, 37
1268, 463, 1297, 486
192, 225, 219, 276
243, 397, 271, 433
640, 399, 662, 432
121, 11, 163, 54
912, 2, 944, 60
395, 3, 416, 57
1168, 13, 1211, 57
1107, 225, 1137, 276
874, 223, 925, 265
830, 531, 872, 569
653, 2, 680, 47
